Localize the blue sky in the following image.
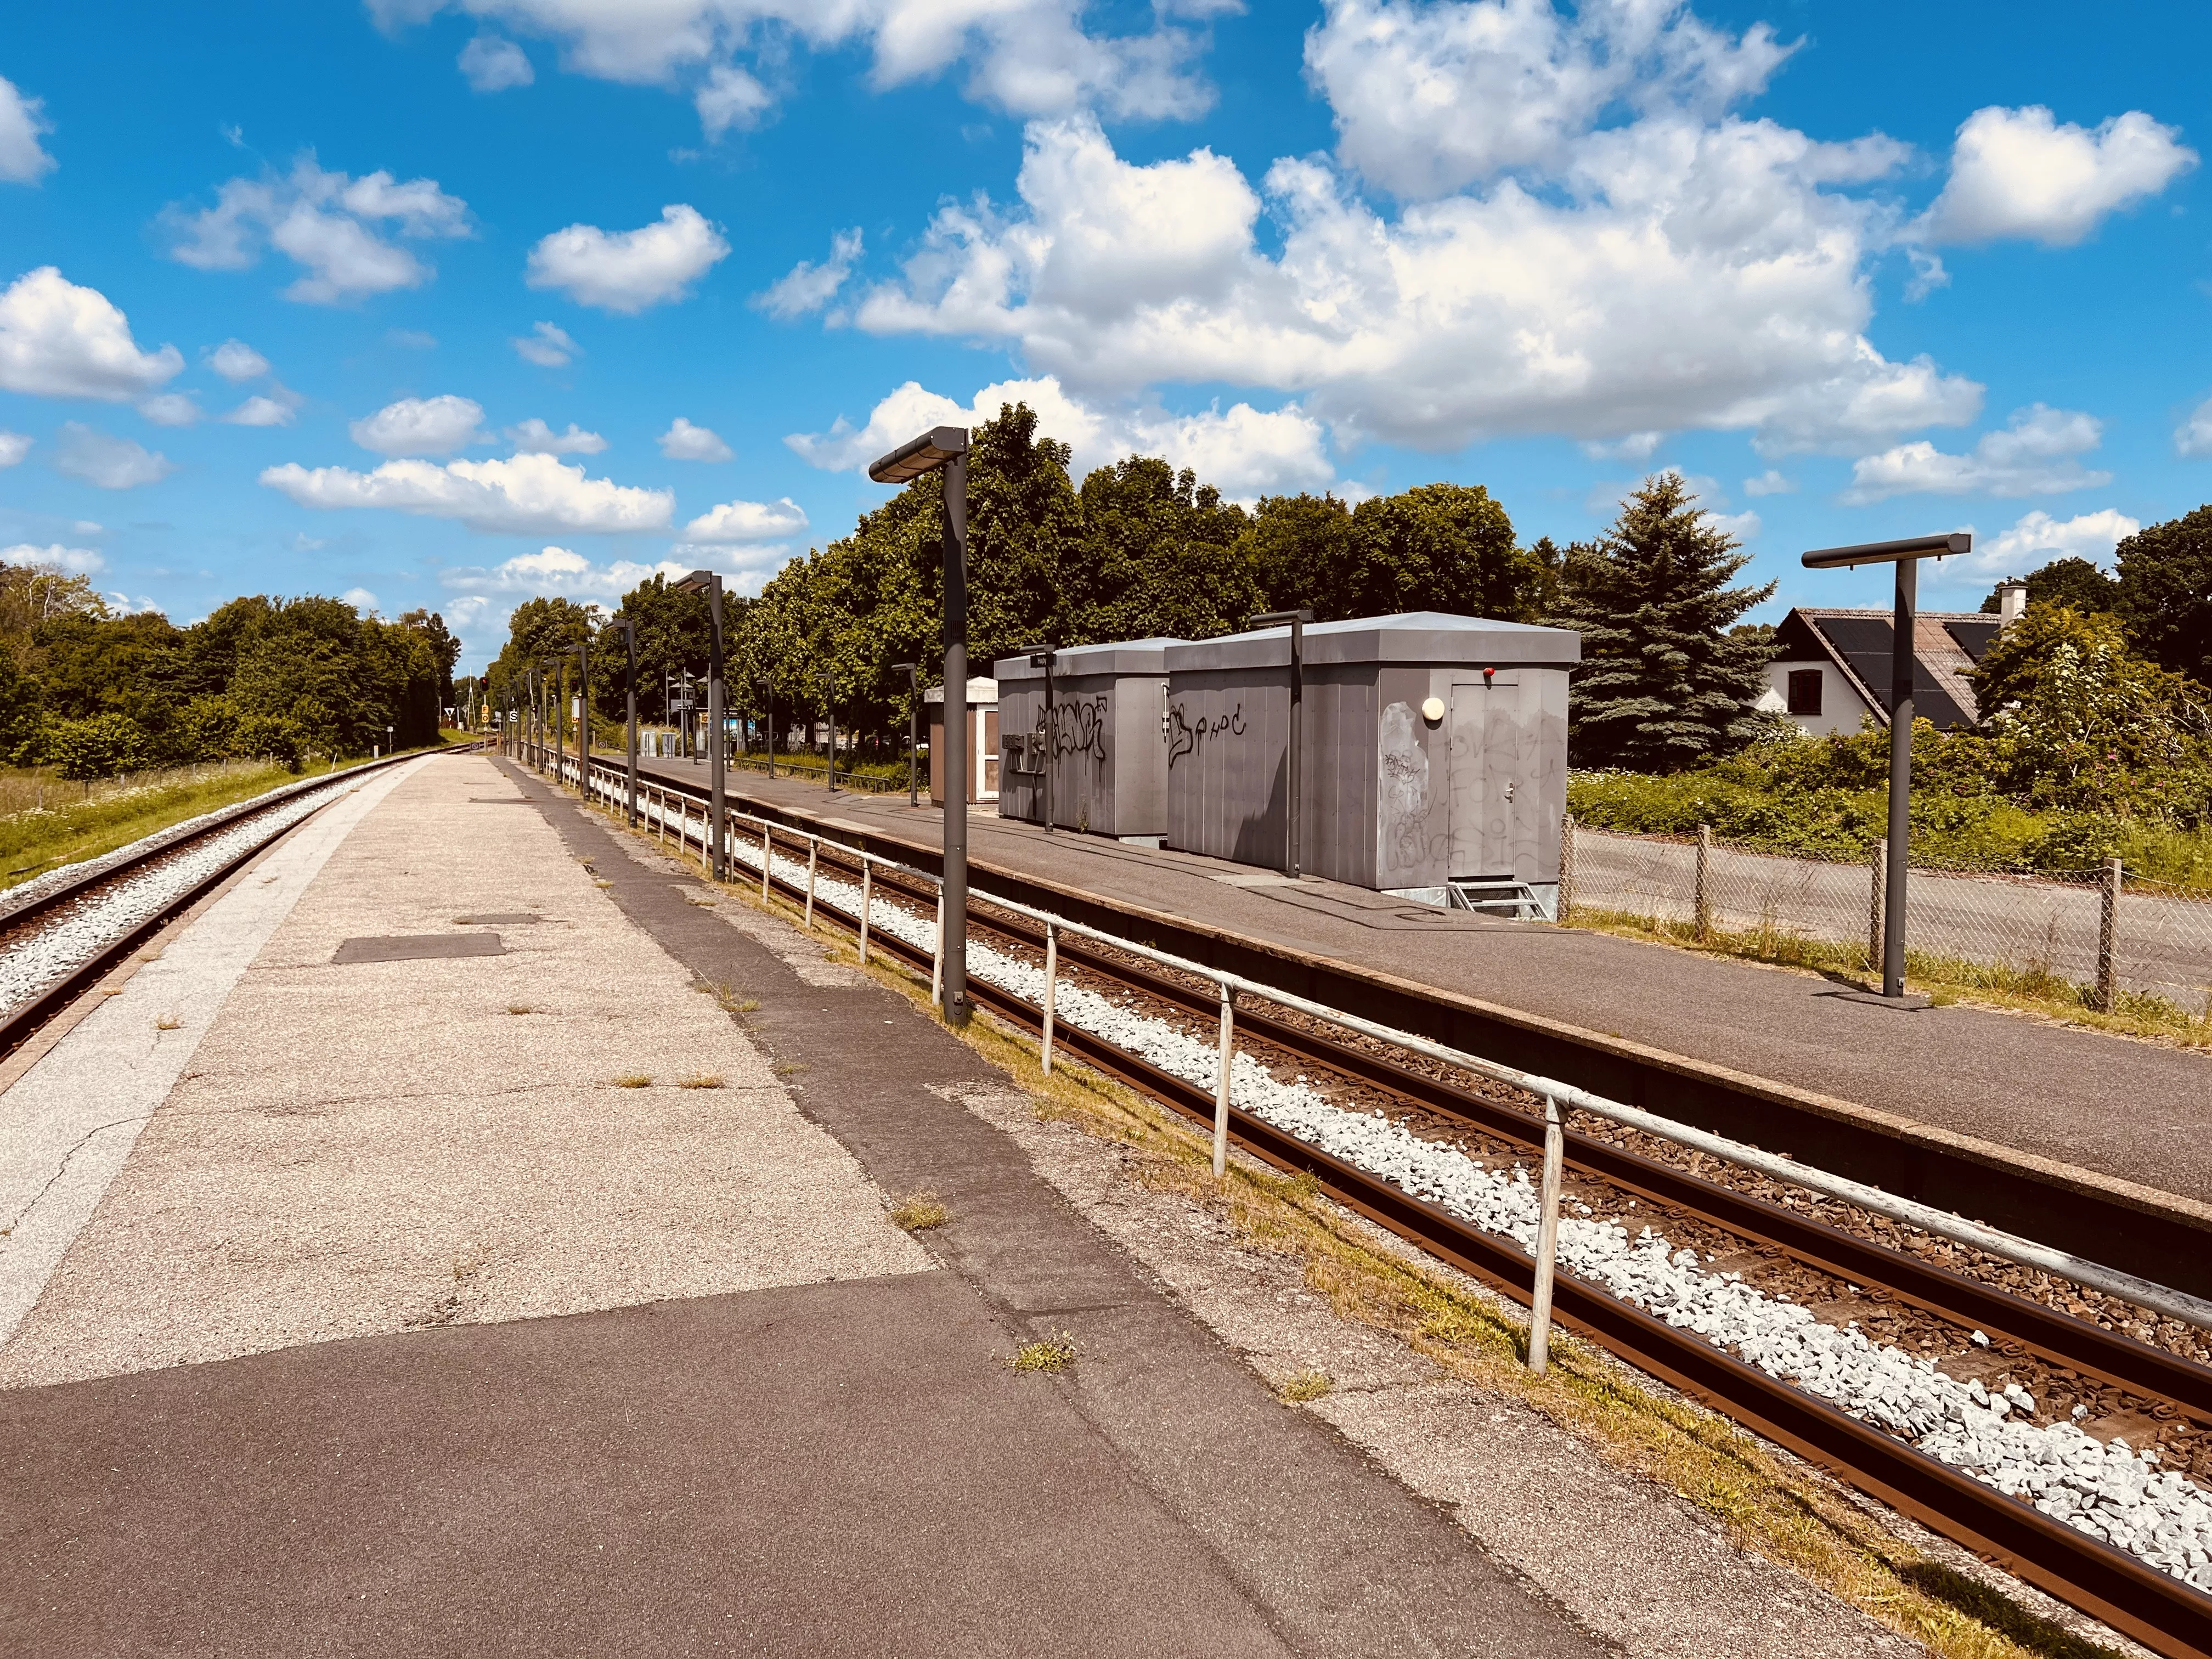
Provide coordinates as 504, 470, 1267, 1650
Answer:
2, 0, 2208, 672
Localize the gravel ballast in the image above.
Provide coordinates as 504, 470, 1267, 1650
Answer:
687, 805, 2212, 1594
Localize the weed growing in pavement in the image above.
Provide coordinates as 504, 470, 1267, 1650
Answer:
154, 1014, 182, 1031
889, 1191, 950, 1231
612, 1073, 653, 1088
505, 1004, 534, 1015
677, 1072, 725, 1090
1009, 1334, 1077, 1374
772, 1060, 806, 1076
1276, 1370, 1333, 1403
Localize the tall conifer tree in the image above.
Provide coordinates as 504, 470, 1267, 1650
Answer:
1553, 472, 1775, 770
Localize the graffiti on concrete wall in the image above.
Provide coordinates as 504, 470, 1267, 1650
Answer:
1165, 700, 1245, 769
1010, 693, 1110, 774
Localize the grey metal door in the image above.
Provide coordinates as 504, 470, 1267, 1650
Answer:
1448, 676, 1539, 880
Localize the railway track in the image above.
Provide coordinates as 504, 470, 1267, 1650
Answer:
0, 747, 472, 1061
554, 750, 2212, 1659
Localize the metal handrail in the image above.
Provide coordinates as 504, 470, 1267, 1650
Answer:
565, 748, 2212, 1338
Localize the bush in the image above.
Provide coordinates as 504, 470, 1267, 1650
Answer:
47, 713, 151, 780
233, 713, 307, 771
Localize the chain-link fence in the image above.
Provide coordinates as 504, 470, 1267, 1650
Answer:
1560, 819, 2212, 1023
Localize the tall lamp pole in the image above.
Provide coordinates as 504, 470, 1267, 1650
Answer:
1246, 608, 1314, 879
823, 667, 838, 793
674, 571, 727, 879
891, 662, 919, 806
1802, 531, 1971, 1001
870, 425, 972, 1027
603, 617, 640, 825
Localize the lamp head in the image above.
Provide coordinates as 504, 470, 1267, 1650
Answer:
1801, 532, 1971, 570
671, 569, 719, 595
868, 426, 969, 484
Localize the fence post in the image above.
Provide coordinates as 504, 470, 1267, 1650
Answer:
805, 838, 819, 929
860, 861, 872, 966
2097, 856, 2123, 1012
760, 825, 772, 901
1042, 922, 1058, 1076
1694, 823, 1713, 942
1528, 1094, 1564, 1375
1558, 813, 1577, 923
932, 893, 945, 1006
1213, 981, 1235, 1178
1867, 838, 1885, 977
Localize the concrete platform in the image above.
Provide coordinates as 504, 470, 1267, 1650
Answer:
0, 753, 1601, 1658
637, 754, 2212, 1211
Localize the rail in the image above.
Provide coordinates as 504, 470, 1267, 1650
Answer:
511, 736, 2212, 1656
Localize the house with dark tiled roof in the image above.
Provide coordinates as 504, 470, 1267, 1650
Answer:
1755, 582, 2025, 736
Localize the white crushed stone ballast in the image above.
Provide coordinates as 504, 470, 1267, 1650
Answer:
650, 798, 2212, 1594
0, 782, 351, 1020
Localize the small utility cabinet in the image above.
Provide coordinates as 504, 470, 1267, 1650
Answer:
994, 639, 1180, 841
1161, 612, 1580, 915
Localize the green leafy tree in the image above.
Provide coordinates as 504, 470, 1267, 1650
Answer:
607, 574, 713, 724
2114, 505, 2212, 686
1552, 472, 1776, 771
1076, 458, 1255, 642
1240, 484, 1541, 623
1979, 556, 2118, 616
48, 712, 151, 780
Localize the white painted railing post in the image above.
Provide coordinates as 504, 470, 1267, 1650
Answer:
760, 825, 771, 901
1528, 1094, 1564, 1375
932, 892, 945, 1006
1041, 922, 1058, 1075
805, 838, 819, 929
859, 861, 872, 966
1213, 981, 1234, 1178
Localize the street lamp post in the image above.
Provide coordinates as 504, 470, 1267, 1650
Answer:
891, 662, 919, 807
823, 667, 838, 793
1801, 531, 1971, 1001
870, 425, 971, 1026
603, 617, 640, 826
674, 571, 727, 879
1245, 608, 1314, 879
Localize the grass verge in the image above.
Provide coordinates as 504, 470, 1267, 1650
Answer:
1566, 902, 2212, 1049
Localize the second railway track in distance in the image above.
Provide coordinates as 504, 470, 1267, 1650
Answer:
597, 762, 2212, 1659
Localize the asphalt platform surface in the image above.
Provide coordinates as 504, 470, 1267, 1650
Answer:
0, 752, 1601, 1658
635, 755, 2212, 1209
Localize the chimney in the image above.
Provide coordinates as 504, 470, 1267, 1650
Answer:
1996, 579, 2029, 626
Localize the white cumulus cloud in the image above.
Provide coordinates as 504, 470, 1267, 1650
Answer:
1742, 469, 1796, 496
350, 394, 486, 456
207, 338, 271, 382
659, 416, 732, 461
54, 422, 175, 489
851, 114, 1978, 456
791, 374, 1338, 499
525, 204, 729, 313
260, 452, 674, 535
137, 392, 202, 427
2, 541, 104, 575
1963, 508, 2142, 578
1918, 105, 2196, 246
370, 0, 1222, 129
1305, 0, 1794, 199
680, 496, 809, 542
459, 33, 534, 91
0, 75, 57, 184
224, 394, 298, 427
1843, 404, 2110, 504
162, 156, 471, 304
2175, 396, 2212, 459
0, 430, 29, 467
756, 228, 862, 320
0, 267, 184, 400
507, 417, 606, 454
512, 320, 578, 366
340, 586, 380, 612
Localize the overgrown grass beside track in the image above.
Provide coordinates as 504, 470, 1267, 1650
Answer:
0, 736, 460, 895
